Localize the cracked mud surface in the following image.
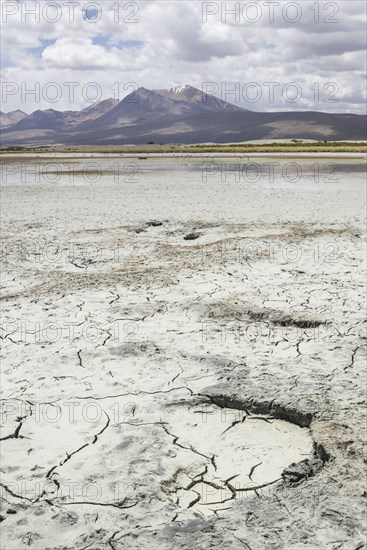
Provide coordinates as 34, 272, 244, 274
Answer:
0, 155, 366, 549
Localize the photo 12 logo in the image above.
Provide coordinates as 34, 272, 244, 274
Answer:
1, 319, 141, 345
0, 479, 140, 507
1, 1, 140, 24
201, 161, 340, 184
0, 160, 139, 184
202, 81, 340, 106
1, 81, 140, 106
0, 399, 140, 425
202, 1, 340, 24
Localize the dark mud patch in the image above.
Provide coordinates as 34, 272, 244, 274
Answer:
242, 307, 323, 329
281, 456, 324, 485
201, 391, 315, 428
147, 220, 164, 227
201, 302, 324, 329
184, 232, 201, 241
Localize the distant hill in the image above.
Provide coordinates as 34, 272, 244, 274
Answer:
1, 86, 366, 145
0, 109, 27, 127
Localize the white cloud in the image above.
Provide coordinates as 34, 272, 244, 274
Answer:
1, 0, 366, 114
41, 37, 123, 70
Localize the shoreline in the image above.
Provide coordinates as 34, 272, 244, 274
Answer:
1, 140, 367, 156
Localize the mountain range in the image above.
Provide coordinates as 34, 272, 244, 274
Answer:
1, 85, 366, 145
0, 109, 28, 128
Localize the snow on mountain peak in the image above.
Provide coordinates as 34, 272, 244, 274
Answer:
169, 85, 191, 95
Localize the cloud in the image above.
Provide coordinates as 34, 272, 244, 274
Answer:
41, 37, 123, 70
1, 0, 366, 114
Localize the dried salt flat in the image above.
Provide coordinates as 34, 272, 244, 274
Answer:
0, 154, 366, 549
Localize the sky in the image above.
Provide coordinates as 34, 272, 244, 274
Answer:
1, 0, 366, 114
